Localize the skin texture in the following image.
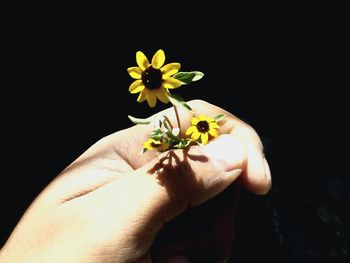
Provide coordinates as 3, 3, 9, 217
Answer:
0, 100, 271, 263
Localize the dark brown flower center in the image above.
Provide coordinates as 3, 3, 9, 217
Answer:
197, 121, 209, 133
142, 66, 162, 89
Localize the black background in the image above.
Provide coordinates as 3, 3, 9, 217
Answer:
1, 5, 348, 263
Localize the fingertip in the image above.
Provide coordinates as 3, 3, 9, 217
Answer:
239, 145, 271, 195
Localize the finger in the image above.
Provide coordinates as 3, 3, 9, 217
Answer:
238, 142, 271, 195
185, 100, 272, 194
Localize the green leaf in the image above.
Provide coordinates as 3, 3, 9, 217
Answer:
181, 138, 192, 148
166, 130, 181, 142
173, 71, 204, 84
172, 138, 192, 149
214, 114, 225, 122
168, 93, 192, 112
150, 129, 164, 141
128, 115, 153, 125
191, 71, 205, 81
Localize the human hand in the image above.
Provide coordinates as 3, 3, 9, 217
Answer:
0, 100, 271, 263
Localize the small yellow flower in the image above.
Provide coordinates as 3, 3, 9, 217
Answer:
185, 115, 220, 144
127, 49, 183, 108
143, 138, 170, 152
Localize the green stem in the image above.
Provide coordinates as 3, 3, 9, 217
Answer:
173, 105, 181, 134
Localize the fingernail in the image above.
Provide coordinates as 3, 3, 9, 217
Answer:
263, 158, 272, 190
203, 134, 245, 172
164, 255, 191, 263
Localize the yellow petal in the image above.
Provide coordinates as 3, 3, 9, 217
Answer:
208, 128, 219, 138
207, 117, 215, 123
129, 80, 143, 92
127, 67, 143, 79
144, 139, 156, 150
130, 84, 145, 94
136, 51, 150, 71
161, 63, 181, 77
143, 140, 152, 149
163, 77, 183, 89
191, 130, 201, 141
137, 90, 147, 102
201, 132, 209, 144
156, 88, 170, 103
191, 117, 199, 125
146, 90, 157, 108
186, 125, 196, 135
199, 115, 208, 121
209, 122, 220, 129
151, 49, 165, 69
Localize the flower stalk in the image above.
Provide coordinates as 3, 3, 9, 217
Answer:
173, 105, 182, 135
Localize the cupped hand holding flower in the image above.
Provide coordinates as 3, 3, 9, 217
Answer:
0, 100, 271, 263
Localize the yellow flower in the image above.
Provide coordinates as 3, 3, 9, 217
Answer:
185, 115, 220, 144
143, 138, 170, 152
127, 49, 183, 108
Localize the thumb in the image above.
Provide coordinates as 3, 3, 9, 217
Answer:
130, 134, 245, 224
